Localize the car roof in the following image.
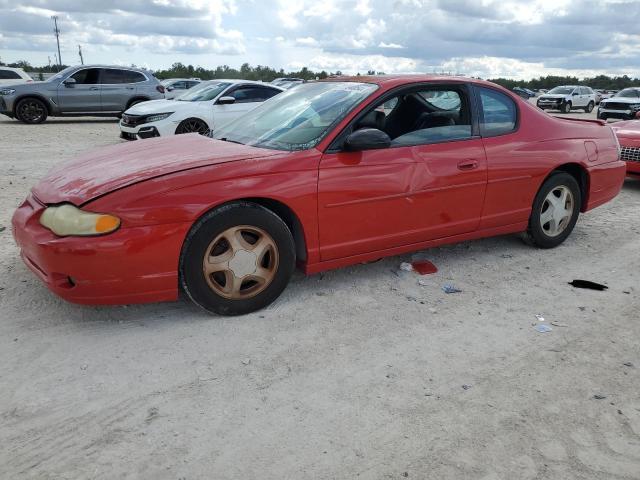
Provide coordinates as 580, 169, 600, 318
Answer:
321, 74, 504, 90
0, 66, 26, 72
200, 79, 285, 88
68, 64, 152, 73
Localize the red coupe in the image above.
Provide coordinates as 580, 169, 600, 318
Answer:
611, 119, 640, 176
12, 76, 626, 315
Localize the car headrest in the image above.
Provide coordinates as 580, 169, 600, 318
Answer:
356, 110, 385, 131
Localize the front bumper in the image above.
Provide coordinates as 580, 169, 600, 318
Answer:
11, 194, 190, 305
537, 99, 563, 109
119, 118, 176, 140
598, 108, 640, 121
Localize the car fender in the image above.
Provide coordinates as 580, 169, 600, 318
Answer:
12, 92, 57, 114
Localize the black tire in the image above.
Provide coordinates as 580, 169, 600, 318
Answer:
15, 97, 48, 124
523, 172, 581, 249
175, 118, 210, 136
584, 101, 594, 113
180, 202, 296, 315
561, 101, 572, 114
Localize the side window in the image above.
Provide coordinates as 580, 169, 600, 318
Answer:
261, 87, 282, 100
478, 87, 517, 137
122, 71, 146, 83
172, 81, 187, 90
0, 70, 21, 79
229, 86, 271, 103
99, 69, 127, 84
70, 68, 100, 84
187, 81, 200, 89
352, 86, 473, 147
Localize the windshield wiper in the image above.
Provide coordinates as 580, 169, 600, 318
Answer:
219, 137, 245, 145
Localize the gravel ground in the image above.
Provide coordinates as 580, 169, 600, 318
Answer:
0, 110, 639, 480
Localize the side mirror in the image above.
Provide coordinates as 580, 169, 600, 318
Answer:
572, 92, 579, 96
63, 78, 76, 87
344, 128, 391, 151
217, 96, 236, 105
166, 86, 174, 92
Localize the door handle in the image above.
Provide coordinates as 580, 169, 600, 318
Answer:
457, 159, 478, 171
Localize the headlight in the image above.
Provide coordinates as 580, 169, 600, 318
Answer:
0, 88, 16, 95
144, 112, 173, 123
39, 204, 120, 236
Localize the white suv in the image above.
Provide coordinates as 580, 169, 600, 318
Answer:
536, 85, 597, 114
0, 67, 33, 85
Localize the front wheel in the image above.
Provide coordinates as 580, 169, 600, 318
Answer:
561, 101, 572, 114
15, 98, 48, 124
523, 172, 581, 249
175, 118, 210, 136
584, 101, 594, 113
180, 202, 296, 315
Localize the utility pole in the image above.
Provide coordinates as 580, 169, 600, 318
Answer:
51, 15, 62, 68
48, 56, 52, 69
78, 44, 84, 65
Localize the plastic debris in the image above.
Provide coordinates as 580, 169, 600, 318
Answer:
551, 322, 568, 328
442, 284, 462, 294
412, 260, 438, 275
569, 280, 608, 291
535, 314, 545, 322
535, 324, 552, 333
462, 384, 472, 390
399, 262, 413, 272
593, 394, 607, 400
623, 362, 634, 367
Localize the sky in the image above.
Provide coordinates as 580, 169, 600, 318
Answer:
0, 0, 639, 79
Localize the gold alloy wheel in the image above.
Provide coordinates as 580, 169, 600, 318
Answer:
202, 225, 279, 300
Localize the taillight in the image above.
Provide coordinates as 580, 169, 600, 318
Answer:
156, 85, 165, 94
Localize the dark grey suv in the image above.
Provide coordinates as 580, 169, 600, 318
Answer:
0, 65, 165, 124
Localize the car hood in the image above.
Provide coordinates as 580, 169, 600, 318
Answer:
125, 99, 206, 115
2, 80, 55, 92
601, 97, 640, 105
32, 134, 281, 205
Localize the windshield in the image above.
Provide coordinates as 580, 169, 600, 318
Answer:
548, 87, 574, 95
212, 81, 378, 151
615, 89, 640, 98
47, 66, 75, 82
176, 81, 230, 101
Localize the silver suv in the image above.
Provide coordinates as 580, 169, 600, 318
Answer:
536, 85, 597, 114
0, 65, 165, 124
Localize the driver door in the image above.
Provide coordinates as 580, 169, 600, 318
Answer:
317, 85, 488, 261
56, 68, 102, 112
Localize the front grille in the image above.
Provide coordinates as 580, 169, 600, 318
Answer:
120, 131, 137, 141
621, 146, 640, 163
603, 103, 633, 111
121, 114, 146, 127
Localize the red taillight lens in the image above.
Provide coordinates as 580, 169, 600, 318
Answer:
156, 85, 165, 94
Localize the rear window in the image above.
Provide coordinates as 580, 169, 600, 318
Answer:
478, 87, 517, 137
0, 70, 21, 80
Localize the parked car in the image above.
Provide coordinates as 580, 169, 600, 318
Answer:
12, 76, 625, 315
272, 77, 305, 89
0, 67, 33, 85
0, 65, 165, 124
512, 87, 536, 99
119, 79, 283, 140
611, 120, 640, 176
598, 88, 640, 121
160, 78, 201, 100
536, 86, 597, 113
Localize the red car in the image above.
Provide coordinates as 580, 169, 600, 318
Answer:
12, 76, 626, 315
611, 120, 640, 176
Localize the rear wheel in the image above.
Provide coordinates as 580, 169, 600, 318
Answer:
584, 101, 594, 113
180, 202, 296, 315
523, 172, 581, 249
561, 101, 572, 114
175, 118, 210, 135
15, 98, 48, 124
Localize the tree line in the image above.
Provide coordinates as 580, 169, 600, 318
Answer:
2, 58, 639, 90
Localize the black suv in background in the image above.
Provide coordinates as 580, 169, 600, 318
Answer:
0, 65, 165, 124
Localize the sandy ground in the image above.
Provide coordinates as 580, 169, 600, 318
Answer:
0, 108, 639, 480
